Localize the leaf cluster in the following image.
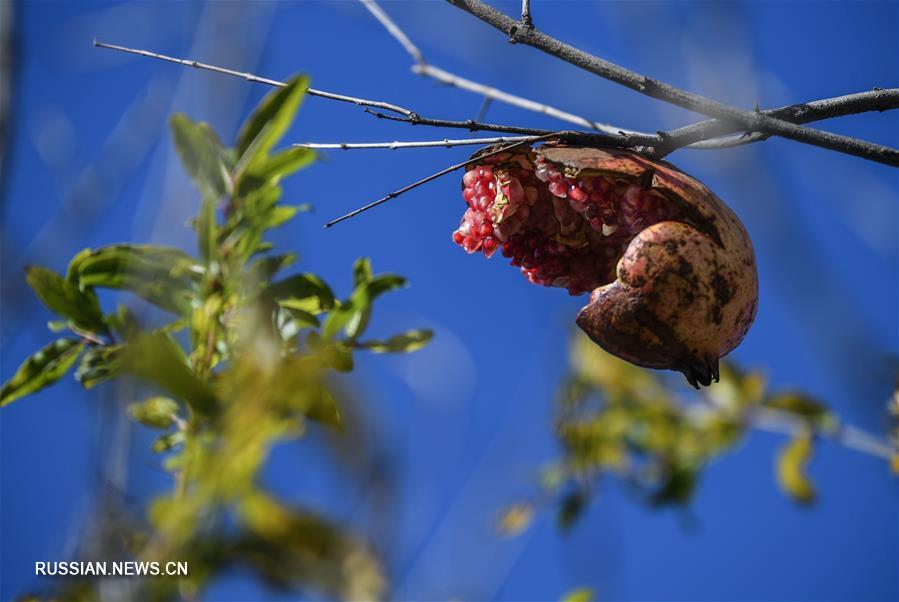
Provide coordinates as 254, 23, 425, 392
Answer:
5, 76, 430, 601
499, 333, 843, 537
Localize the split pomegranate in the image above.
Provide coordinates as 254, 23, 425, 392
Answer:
452, 143, 759, 388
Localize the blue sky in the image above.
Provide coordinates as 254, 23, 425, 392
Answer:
1, 2, 897, 600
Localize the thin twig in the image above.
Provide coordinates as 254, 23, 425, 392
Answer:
296, 135, 538, 150
751, 408, 896, 461
359, 0, 424, 65
323, 132, 562, 228
363, 107, 604, 138
94, 39, 899, 163
361, 0, 636, 137
446, 0, 899, 167
94, 40, 413, 117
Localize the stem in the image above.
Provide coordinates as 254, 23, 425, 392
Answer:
446, 0, 899, 167
751, 407, 896, 461
295, 135, 538, 150
323, 132, 562, 227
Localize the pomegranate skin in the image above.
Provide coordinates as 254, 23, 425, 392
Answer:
556, 147, 759, 387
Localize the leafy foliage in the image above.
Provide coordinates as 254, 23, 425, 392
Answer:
499, 332, 882, 537
3, 75, 430, 601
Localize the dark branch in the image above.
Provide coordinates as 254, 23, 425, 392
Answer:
324, 132, 567, 227
654, 88, 899, 156
446, 0, 899, 167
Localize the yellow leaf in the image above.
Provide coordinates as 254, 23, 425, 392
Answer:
497, 502, 535, 537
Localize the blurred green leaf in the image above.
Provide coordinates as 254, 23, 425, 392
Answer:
651, 464, 697, 506
323, 344, 354, 373
764, 393, 836, 430
260, 205, 300, 230
306, 388, 343, 430
130, 396, 180, 429
246, 253, 297, 287
123, 332, 217, 415
170, 114, 232, 200
75, 344, 124, 389
26, 266, 106, 334
276, 306, 320, 342
558, 490, 587, 532
353, 257, 373, 287
196, 197, 218, 264
355, 329, 433, 354
561, 587, 595, 602
153, 431, 185, 453
68, 244, 202, 315
236, 75, 309, 170
263, 274, 335, 315
1, 338, 86, 406
253, 147, 315, 183
237, 493, 385, 601
777, 433, 816, 505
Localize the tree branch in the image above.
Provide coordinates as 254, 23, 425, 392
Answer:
445, 0, 899, 167
751, 408, 896, 461
361, 0, 639, 137
94, 40, 414, 117
295, 135, 539, 150
655, 88, 899, 156
323, 133, 563, 228
361, 108, 634, 144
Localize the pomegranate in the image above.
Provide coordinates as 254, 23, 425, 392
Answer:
453, 143, 758, 387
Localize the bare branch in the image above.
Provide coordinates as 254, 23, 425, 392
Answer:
752, 408, 896, 461
362, 107, 605, 138
94, 40, 413, 117
323, 133, 562, 228
296, 135, 538, 150
446, 0, 899, 167
361, 0, 637, 137
359, 0, 424, 65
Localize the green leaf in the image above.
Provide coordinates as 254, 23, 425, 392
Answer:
777, 434, 816, 505
1, 338, 86, 406
306, 388, 343, 430
196, 197, 218, 264
263, 274, 335, 314
153, 431, 185, 453
650, 465, 697, 506
323, 343, 354, 373
246, 253, 297, 287
130, 396, 180, 429
236, 75, 309, 169
353, 257, 372, 288
322, 270, 408, 341
764, 393, 836, 430
260, 205, 300, 230
26, 266, 106, 334
355, 329, 433, 353
122, 332, 217, 415
68, 245, 202, 315
170, 113, 231, 200
252, 147, 315, 183
75, 344, 125, 389
275, 306, 320, 341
